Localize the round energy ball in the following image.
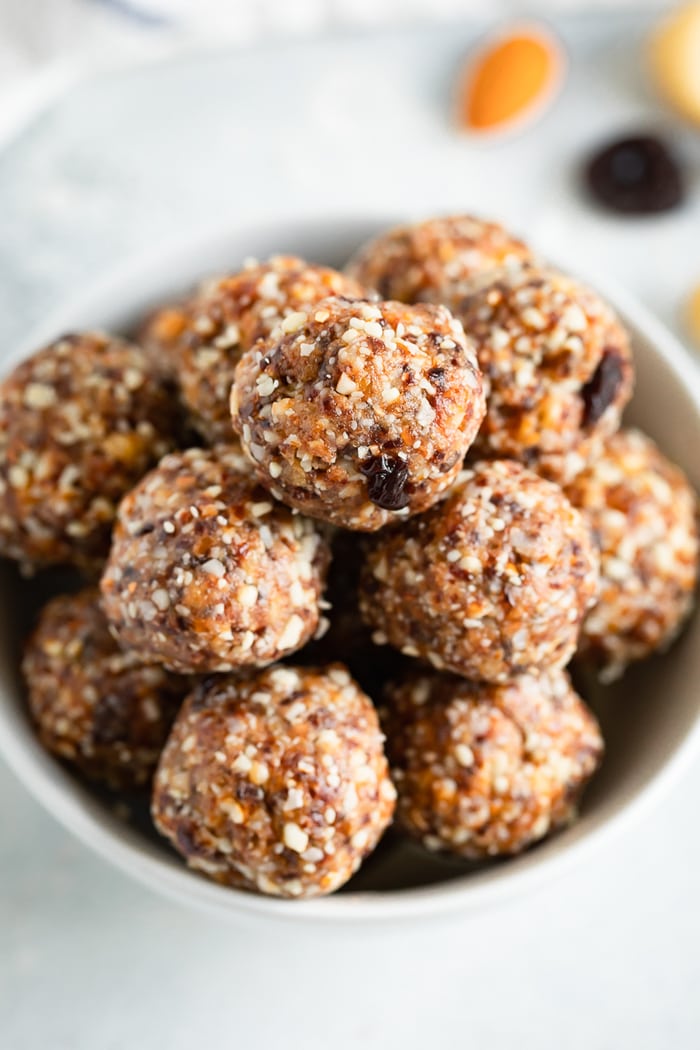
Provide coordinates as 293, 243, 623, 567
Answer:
360, 460, 599, 683
0, 332, 180, 573
231, 296, 486, 530
143, 257, 367, 444
23, 588, 189, 788
152, 664, 396, 898
459, 265, 634, 482
100, 446, 330, 673
565, 428, 699, 682
345, 214, 533, 304
382, 669, 603, 858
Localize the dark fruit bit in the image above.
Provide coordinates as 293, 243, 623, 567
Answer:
428, 367, 446, 390
581, 350, 624, 427
360, 453, 410, 511
585, 134, 684, 215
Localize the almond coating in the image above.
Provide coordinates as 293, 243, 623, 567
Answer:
566, 429, 699, 682
152, 664, 396, 898
459, 265, 634, 482
382, 669, 602, 858
0, 332, 179, 573
345, 215, 533, 304
231, 296, 486, 530
23, 588, 190, 788
142, 257, 367, 444
100, 446, 330, 673
360, 460, 599, 683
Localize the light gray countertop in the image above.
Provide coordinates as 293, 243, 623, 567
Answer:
2, 14, 700, 1048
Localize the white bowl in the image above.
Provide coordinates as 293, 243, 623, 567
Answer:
2, 216, 700, 925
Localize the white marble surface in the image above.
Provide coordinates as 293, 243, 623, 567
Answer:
2, 13, 700, 1048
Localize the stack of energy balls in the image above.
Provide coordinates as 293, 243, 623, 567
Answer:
3, 218, 698, 900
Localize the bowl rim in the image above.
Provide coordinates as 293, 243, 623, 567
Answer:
2, 214, 700, 924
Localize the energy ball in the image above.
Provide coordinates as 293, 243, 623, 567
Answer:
145, 257, 367, 444
231, 296, 486, 530
459, 265, 634, 482
382, 669, 602, 858
23, 588, 189, 788
345, 215, 533, 304
0, 332, 179, 573
100, 446, 329, 673
152, 664, 396, 898
360, 460, 599, 683
565, 429, 699, 682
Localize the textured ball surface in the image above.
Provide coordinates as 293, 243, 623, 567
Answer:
0, 332, 179, 573
459, 265, 634, 482
100, 446, 329, 673
142, 257, 366, 444
152, 664, 396, 897
360, 460, 599, 683
23, 588, 189, 788
383, 669, 602, 858
232, 296, 486, 530
566, 429, 699, 681
345, 215, 532, 304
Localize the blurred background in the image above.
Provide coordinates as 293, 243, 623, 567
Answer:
3, 0, 700, 352
0, 0, 673, 77
0, 0, 678, 138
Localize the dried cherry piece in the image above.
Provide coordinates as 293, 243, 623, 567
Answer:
585, 134, 684, 214
581, 350, 625, 427
360, 453, 410, 511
